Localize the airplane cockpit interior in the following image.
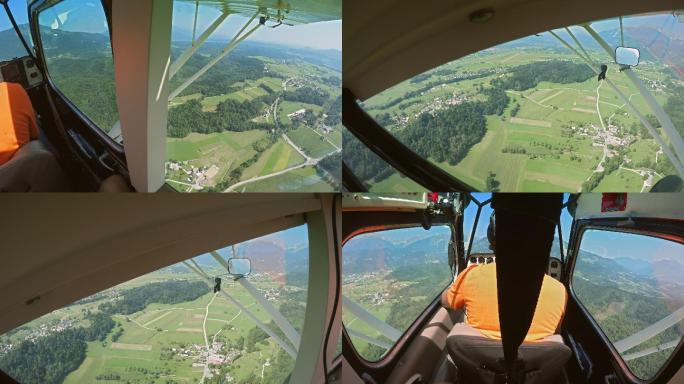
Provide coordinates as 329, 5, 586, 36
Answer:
341, 192, 684, 384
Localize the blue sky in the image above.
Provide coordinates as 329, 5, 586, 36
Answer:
463, 193, 573, 243
1, 1, 341, 50
172, 2, 340, 50
0, 0, 28, 30
581, 229, 683, 263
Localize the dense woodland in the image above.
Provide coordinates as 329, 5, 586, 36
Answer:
0, 280, 209, 384
284, 86, 328, 106
167, 94, 276, 138
0, 312, 114, 384
325, 96, 342, 126
98, 280, 209, 315
344, 60, 597, 186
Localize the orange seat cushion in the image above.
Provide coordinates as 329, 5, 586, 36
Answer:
0, 82, 39, 166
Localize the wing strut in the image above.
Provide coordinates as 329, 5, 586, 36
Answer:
582, 24, 684, 169
210, 251, 302, 348
169, 9, 231, 79
169, 10, 263, 100
182, 259, 298, 358
342, 295, 402, 342
548, 29, 684, 178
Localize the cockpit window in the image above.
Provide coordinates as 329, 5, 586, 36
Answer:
572, 229, 684, 380
345, 11, 683, 192
343, 225, 453, 361
0, 3, 31, 62
0, 224, 309, 384
36, 0, 120, 139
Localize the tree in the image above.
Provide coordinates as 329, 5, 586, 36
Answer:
485, 171, 501, 192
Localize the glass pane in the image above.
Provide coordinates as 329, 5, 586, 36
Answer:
343, 225, 452, 361
165, 1, 341, 192
572, 229, 684, 379
37, 0, 119, 139
349, 10, 682, 192
0, 4, 31, 62
0, 224, 309, 384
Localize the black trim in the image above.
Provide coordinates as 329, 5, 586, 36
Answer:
342, 88, 476, 192
342, 161, 368, 192
342, 296, 443, 383
566, 217, 684, 384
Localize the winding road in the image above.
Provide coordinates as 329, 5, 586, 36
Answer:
224, 84, 340, 192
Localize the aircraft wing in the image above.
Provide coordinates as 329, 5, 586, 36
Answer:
182, 0, 341, 24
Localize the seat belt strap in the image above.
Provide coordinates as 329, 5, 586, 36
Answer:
492, 193, 563, 384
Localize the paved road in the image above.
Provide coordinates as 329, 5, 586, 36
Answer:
200, 292, 219, 384
224, 83, 339, 192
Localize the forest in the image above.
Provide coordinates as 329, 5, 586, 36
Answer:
491, 60, 594, 91
98, 280, 210, 315
0, 280, 209, 384
573, 277, 682, 379
0, 312, 114, 384
344, 60, 597, 186
167, 93, 277, 138
284, 86, 328, 106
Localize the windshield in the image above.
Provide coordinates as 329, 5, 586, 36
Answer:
0, 0, 32, 61
346, 11, 684, 192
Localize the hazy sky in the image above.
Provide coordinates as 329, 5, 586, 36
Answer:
581, 229, 683, 263
173, 2, 341, 50
1, 1, 341, 51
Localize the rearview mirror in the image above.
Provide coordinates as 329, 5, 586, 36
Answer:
228, 258, 251, 277
615, 46, 640, 67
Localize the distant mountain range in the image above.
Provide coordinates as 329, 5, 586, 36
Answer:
1, 25, 340, 71
343, 230, 684, 300
1, 24, 110, 60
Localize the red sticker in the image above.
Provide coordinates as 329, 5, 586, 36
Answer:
601, 193, 628, 212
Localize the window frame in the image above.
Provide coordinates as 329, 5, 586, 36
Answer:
341, 220, 456, 369
29, 0, 125, 157
566, 217, 684, 384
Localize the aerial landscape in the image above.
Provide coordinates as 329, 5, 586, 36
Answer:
0, 8, 342, 193
344, 18, 684, 192
342, 224, 684, 380
165, 40, 342, 192
0, 226, 311, 384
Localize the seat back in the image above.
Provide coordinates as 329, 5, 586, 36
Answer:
0, 140, 70, 191
446, 323, 571, 384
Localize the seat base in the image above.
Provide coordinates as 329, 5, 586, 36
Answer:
0, 140, 70, 192
446, 323, 571, 384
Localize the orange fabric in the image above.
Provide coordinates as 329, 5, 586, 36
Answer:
445, 263, 567, 342
0, 82, 39, 166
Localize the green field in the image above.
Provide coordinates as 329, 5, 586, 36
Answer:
355, 47, 673, 192
11, 268, 304, 384
278, 101, 324, 126
242, 138, 306, 179
288, 126, 337, 158
241, 166, 335, 192
166, 130, 267, 191
166, 53, 341, 192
